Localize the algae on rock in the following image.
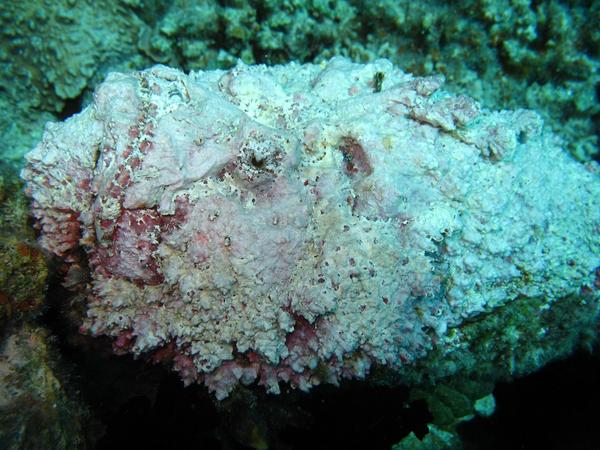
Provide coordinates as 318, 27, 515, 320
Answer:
0, 164, 90, 449
0, 166, 47, 330
0, 326, 89, 450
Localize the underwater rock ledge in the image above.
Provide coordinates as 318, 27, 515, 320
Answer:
21, 58, 600, 400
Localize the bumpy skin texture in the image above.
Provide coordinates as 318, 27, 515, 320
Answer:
22, 58, 600, 399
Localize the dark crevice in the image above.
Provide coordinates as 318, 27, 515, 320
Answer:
56, 92, 85, 121
458, 348, 600, 450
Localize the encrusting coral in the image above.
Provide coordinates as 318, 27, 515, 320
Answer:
21, 58, 600, 400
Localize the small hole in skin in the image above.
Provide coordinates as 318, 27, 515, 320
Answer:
251, 155, 265, 169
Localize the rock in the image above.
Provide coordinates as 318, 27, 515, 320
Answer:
0, 325, 88, 449
0, 167, 48, 331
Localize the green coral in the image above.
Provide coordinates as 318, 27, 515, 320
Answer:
386, 292, 600, 389
393, 425, 459, 450
138, 0, 360, 69
358, 0, 599, 161
390, 379, 495, 449
0, 0, 150, 168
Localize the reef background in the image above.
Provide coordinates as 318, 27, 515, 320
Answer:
0, 1, 598, 449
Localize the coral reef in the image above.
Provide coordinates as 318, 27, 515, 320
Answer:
358, 0, 600, 161
1, 0, 597, 171
141, 0, 600, 161
21, 58, 600, 400
0, 0, 150, 167
139, 0, 359, 68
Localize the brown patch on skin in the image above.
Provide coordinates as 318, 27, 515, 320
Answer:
113, 330, 135, 354
338, 137, 372, 176
128, 126, 139, 139
16, 243, 32, 258
152, 341, 177, 364
76, 178, 91, 190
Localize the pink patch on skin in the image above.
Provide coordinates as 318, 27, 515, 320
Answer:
76, 178, 91, 190
117, 170, 130, 187
63, 220, 80, 236
139, 140, 152, 153
173, 354, 199, 386
100, 219, 113, 229
87, 253, 113, 279
152, 341, 177, 364
122, 145, 134, 159
286, 316, 317, 350
109, 185, 121, 199
113, 330, 134, 354
160, 196, 190, 232
339, 136, 373, 176
246, 352, 261, 364
190, 232, 210, 263
123, 209, 161, 234
130, 157, 141, 170
96, 209, 163, 283
128, 126, 139, 139
43, 211, 81, 257
143, 122, 154, 136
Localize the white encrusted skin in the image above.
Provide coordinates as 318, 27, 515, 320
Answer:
21, 58, 600, 399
